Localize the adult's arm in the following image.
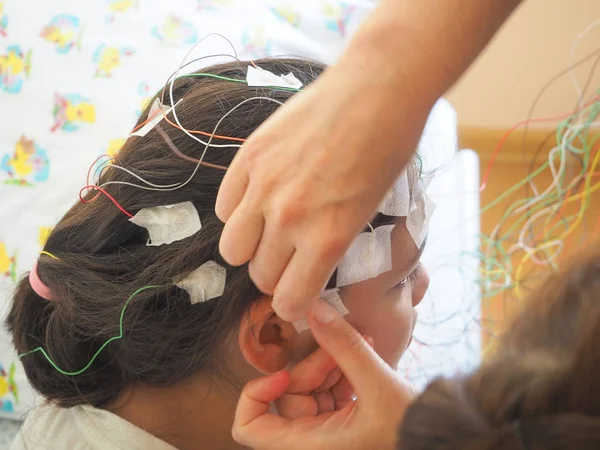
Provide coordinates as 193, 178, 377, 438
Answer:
217, 0, 523, 321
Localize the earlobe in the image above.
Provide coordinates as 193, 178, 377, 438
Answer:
238, 296, 297, 374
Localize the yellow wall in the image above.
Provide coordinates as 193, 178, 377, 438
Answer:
447, 0, 600, 128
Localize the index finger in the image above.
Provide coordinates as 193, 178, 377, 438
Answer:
287, 346, 337, 394
307, 300, 399, 403
272, 247, 339, 321
215, 143, 249, 223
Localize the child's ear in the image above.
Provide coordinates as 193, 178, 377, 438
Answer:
238, 296, 297, 374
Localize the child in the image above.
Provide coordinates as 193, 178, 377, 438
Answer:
399, 247, 600, 449
8, 58, 431, 450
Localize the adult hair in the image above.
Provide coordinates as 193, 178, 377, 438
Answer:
399, 248, 600, 449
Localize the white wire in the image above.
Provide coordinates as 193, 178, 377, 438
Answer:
100, 96, 283, 192
510, 116, 600, 217
96, 34, 287, 193
168, 34, 253, 150
507, 122, 600, 265
484, 123, 578, 272
524, 24, 600, 210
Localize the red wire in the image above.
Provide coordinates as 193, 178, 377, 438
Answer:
480, 95, 600, 192
86, 154, 114, 202
80, 185, 134, 218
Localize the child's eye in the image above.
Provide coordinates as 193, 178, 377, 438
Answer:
393, 264, 421, 290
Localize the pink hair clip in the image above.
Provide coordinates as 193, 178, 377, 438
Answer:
29, 261, 54, 301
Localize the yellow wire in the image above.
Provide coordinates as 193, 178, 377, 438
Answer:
539, 134, 600, 238
40, 251, 60, 260
514, 146, 600, 298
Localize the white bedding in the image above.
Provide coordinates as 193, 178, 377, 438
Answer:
0, 0, 477, 418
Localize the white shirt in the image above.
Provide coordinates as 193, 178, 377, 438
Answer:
11, 403, 176, 450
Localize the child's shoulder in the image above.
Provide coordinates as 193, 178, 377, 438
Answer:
12, 403, 86, 449
13, 403, 176, 450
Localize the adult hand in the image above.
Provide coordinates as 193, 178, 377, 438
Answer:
275, 335, 374, 419
216, 36, 432, 322
216, 0, 522, 322
232, 299, 415, 450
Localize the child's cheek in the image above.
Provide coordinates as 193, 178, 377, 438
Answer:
345, 301, 414, 367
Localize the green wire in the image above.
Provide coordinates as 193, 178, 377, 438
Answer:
480, 98, 600, 297
19, 285, 163, 376
481, 100, 600, 216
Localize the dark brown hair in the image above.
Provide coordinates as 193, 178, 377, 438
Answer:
7, 58, 326, 408
399, 248, 600, 449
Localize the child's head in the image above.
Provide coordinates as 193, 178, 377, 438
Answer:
8, 58, 428, 410
399, 247, 600, 449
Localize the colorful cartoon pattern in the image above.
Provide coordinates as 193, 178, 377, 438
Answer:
93, 45, 135, 77
197, 0, 235, 10
39, 227, 53, 247
152, 16, 197, 46
1, 136, 50, 186
51, 93, 96, 132
0, 2, 8, 37
106, 138, 126, 158
0, 242, 17, 282
106, 0, 139, 13
241, 26, 272, 59
0, 362, 18, 413
136, 81, 152, 116
270, 2, 300, 28
322, 2, 355, 37
40, 14, 82, 54
0, 45, 31, 93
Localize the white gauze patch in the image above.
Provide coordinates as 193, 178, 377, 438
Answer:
293, 288, 348, 333
176, 260, 227, 304
336, 225, 394, 288
130, 98, 181, 138
376, 170, 411, 216
246, 66, 303, 89
335, 168, 435, 287
129, 201, 201, 246
407, 193, 435, 248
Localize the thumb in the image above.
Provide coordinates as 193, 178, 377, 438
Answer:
307, 299, 399, 403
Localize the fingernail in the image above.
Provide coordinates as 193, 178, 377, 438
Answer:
311, 299, 337, 324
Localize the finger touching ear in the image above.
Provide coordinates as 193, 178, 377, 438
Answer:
238, 296, 297, 374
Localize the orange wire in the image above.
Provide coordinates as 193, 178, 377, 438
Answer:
130, 110, 158, 133
531, 170, 600, 245
162, 114, 247, 143
131, 99, 247, 143
79, 185, 134, 218
480, 95, 600, 192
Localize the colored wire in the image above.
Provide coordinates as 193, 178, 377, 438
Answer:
480, 95, 600, 192
40, 251, 60, 260
19, 285, 163, 376
79, 185, 134, 218
99, 96, 283, 193
155, 124, 228, 170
